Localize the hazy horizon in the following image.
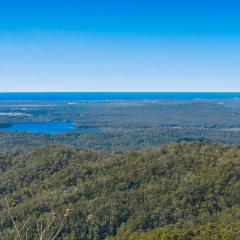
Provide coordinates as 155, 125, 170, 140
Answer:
1, 91, 240, 93
1, 1, 240, 92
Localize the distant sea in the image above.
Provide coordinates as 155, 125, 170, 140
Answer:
0, 92, 240, 101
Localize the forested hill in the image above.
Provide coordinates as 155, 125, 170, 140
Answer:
1, 143, 240, 239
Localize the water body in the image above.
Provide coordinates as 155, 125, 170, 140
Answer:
0, 122, 101, 134
0, 92, 240, 101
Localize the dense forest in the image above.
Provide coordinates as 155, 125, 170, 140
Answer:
1, 100, 240, 151
1, 142, 240, 239
1, 127, 240, 152
2, 100, 240, 129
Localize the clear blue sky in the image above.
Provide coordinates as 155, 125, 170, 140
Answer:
0, 0, 240, 92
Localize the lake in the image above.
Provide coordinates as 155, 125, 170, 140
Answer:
0, 122, 101, 134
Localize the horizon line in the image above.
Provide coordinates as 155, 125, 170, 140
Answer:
1, 92, 240, 94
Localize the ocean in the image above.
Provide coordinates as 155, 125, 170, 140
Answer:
0, 92, 240, 101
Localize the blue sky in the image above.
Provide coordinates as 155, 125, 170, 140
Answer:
0, 0, 240, 92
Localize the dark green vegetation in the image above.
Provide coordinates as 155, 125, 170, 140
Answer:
1, 100, 240, 129
1, 127, 240, 152
1, 143, 240, 239
1, 100, 240, 150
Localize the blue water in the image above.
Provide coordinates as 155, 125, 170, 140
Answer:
0, 92, 240, 101
0, 122, 101, 134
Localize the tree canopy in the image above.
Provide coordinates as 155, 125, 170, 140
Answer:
1, 143, 240, 239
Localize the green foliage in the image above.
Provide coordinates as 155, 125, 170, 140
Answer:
1, 143, 240, 239
119, 211, 240, 240
1, 100, 240, 151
